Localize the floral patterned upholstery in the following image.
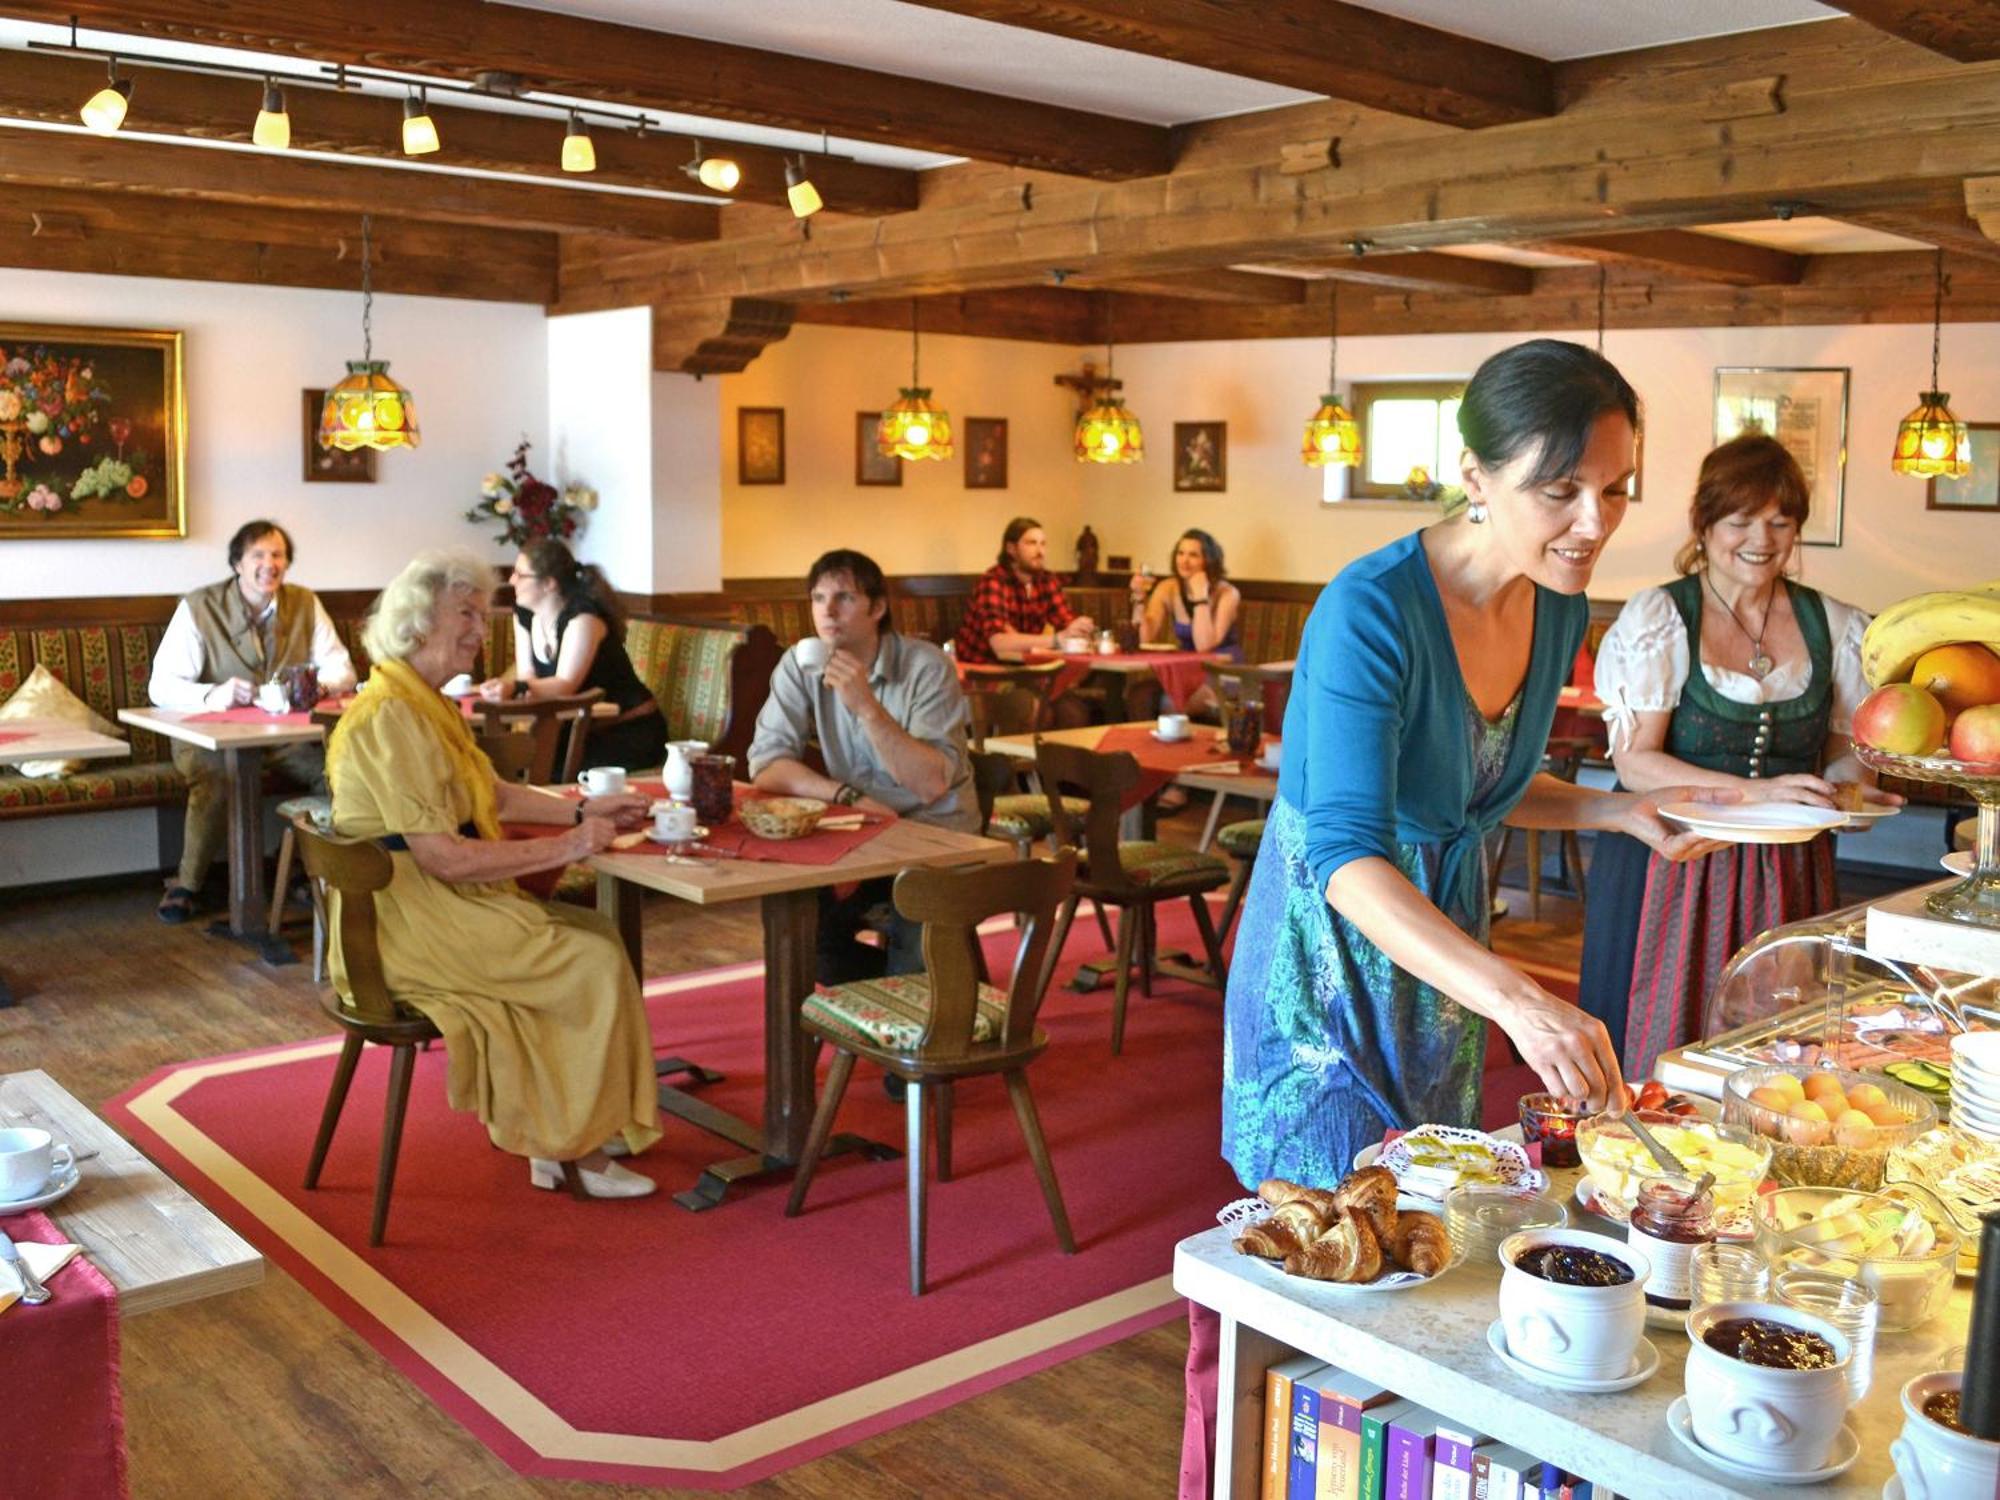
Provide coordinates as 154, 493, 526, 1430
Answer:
1216, 819, 1266, 858
989, 793, 1089, 843
625, 618, 740, 746
733, 597, 813, 646
802, 972, 1009, 1053
1235, 599, 1314, 666
1114, 839, 1230, 892
0, 760, 183, 813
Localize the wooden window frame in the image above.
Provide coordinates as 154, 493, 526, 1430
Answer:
1347, 378, 1467, 499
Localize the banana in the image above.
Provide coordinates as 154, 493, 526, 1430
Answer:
1861, 588, 2000, 687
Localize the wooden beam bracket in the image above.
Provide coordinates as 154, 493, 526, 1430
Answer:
1701, 75, 1787, 121
1278, 138, 1341, 176
29, 211, 85, 240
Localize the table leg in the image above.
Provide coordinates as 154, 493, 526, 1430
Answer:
206, 745, 295, 965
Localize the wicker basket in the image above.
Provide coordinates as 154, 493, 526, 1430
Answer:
739, 796, 828, 840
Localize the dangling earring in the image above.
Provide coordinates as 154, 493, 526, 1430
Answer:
1466, 498, 1489, 524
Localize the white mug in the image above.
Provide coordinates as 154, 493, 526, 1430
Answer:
255, 681, 289, 713
794, 637, 831, 670
652, 800, 698, 842
578, 766, 628, 797
0, 1127, 73, 1202
1157, 712, 1191, 741
1059, 637, 1088, 654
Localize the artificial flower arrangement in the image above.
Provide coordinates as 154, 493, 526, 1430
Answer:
465, 438, 597, 547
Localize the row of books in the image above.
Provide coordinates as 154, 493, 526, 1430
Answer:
1263, 1354, 1618, 1500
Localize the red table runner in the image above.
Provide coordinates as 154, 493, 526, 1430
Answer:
0, 1209, 128, 1500
551, 781, 893, 866
1092, 723, 1254, 806
1022, 649, 1223, 712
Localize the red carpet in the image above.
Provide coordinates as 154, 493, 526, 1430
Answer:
106, 902, 1582, 1490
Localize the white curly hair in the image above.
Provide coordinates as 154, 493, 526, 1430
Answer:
363, 548, 499, 664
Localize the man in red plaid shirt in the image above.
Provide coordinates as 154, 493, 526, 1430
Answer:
953, 516, 1098, 664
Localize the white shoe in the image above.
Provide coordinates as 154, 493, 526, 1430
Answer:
528, 1158, 658, 1199
600, 1136, 632, 1158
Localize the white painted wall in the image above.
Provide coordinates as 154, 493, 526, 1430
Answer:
546, 305, 653, 588
650, 371, 722, 594
0, 269, 548, 599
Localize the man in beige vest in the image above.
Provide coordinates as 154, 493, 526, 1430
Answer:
148, 520, 356, 923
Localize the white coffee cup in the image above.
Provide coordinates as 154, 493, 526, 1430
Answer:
1258, 740, 1282, 771
0, 1127, 73, 1202
1059, 637, 1088, 654
1156, 712, 1191, 741
794, 637, 831, 670
255, 681, 289, 713
441, 673, 475, 697
578, 766, 628, 797
652, 800, 698, 842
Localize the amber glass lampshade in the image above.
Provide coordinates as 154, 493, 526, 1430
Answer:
1076, 398, 1143, 464
80, 77, 132, 135
319, 362, 420, 452
1891, 390, 1971, 479
877, 389, 953, 461
1301, 396, 1361, 468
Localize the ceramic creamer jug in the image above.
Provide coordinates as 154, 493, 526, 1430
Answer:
663, 740, 706, 801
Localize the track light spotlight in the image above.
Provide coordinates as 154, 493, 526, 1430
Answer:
785, 157, 823, 219
252, 80, 290, 150
694, 151, 740, 192
401, 90, 439, 156
561, 113, 595, 172
80, 61, 131, 135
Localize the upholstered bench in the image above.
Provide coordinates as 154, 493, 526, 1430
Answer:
621, 615, 781, 763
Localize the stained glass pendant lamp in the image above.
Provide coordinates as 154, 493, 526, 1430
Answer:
1075, 308, 1142, 464
318, 216, 420, 452
1892, 249, 1970, 478
1301, 280, 1360, 468
876, 302, 953, 461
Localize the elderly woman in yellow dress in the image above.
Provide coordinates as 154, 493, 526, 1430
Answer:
326, 549, 663, 1198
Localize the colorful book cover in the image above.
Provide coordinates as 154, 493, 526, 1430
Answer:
1384, 1406, 1445, 1500
1430, 1423, 1485, 1500
1311, 1371, 1395, 1500
1360, 1397, 1419, 1500
1265, 1357, 1328, 1500
1474, 1444, 1538, 1500
1290, 1371, 1327, 1498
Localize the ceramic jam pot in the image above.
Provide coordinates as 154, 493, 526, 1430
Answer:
1495, 1228, 1649, 1382
1893, 1371, 2000, 1500
1684, 1300, 1851, 1474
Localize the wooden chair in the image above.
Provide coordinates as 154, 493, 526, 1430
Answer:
1490, 738, 1592, 920
295, 823, 589, 1245
463, 688, 604, 784
785, 850, 1080, 1296
1035, 739, 1231, 1054
960, 660, 1064, 751
1201, 660, 1293, 730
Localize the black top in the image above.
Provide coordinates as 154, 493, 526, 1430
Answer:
515, 602, 655, 717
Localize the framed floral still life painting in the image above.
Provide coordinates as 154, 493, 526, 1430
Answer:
303, 390, 376, 483
1928, 423, 2000, 512
855, 411, 902, 486
0, 323, 186, 538
964, 417, 1008, 489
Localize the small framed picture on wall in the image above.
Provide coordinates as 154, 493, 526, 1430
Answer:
855, 412, 902, 486
738, 406, 786, 485
964, 417, 1008, 489
1173, 421, 1226, 492
302, 390, 376, 483
1929, 423, 2000, 512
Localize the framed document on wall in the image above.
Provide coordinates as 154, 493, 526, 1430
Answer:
1713, 367, 1849, 546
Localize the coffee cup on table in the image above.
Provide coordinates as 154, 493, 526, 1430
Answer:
793, 637, 831, 671
652, 800, 698, 842
578, 766, 628, 797
0, 1127, 73, 1202
255, 681, 289, 714
1156, 712, 1191, 741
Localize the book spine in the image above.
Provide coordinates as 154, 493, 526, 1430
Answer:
1359, 1413, 1387, 1500
1384, 1427, 1429, 1500
1264, 1366, 1297, 1500
1316, 1398, 1362, 1500
1431, 1436, 1470, 1500
1470, 1454, 1491, 1500
1290, 1384, 1322, 1499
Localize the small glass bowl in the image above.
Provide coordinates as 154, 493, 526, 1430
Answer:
1753, 1183, 1959, 1332
1576, 1109, 1772, 1228
1444, 1183, 1567, 1265
1518, 1092, 1589, 1169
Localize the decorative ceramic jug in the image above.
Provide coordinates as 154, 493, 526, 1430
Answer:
662, 740, 705, 801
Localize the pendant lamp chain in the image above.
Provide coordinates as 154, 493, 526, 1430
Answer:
910, 297, 920, 386
1929, 247, 1945, 395
1595, 264, 1607, 354
1327, 280, 1340, 391
360, 213, 374, 366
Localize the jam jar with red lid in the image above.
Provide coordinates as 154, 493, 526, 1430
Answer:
1626, 1175, 1715, 1311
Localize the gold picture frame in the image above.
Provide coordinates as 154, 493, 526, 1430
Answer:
0, 322, 186, 539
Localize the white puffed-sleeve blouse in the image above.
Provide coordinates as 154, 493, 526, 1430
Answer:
1593, 584, 1872, 755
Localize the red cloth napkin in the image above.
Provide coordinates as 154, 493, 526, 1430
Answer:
0, 1209, 128, 1500
0, 730, 33, 748
182, 706, 314, 726
1094, 723, 1242, 807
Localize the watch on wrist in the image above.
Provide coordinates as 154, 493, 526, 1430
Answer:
513, 679, 531, 699
574, 803, 585, 825
834, 783, 862, 807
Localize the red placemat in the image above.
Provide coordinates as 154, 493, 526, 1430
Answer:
0, 730, 32, 748
183, 706, 315, 726
1094, 723, 1241, 805
0, 1209, 128, 1500
702, 791, 894, 865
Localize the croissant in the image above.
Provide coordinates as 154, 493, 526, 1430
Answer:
1333, 1165, 1400, 1245
1284, 1207, 1383, 1283
1232, 1220, 1307, 1260
1386, 1210, 1452, 1278
1257, 1178, 1323, 1208
1269, 1198, 1330, 1242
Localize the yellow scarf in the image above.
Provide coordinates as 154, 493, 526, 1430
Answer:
326, 658, 501, 840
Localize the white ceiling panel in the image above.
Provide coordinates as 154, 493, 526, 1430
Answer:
1353, 0, 1837, 61
1697, 217, 1934, 253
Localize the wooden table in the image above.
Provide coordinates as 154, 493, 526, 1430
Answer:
1018, 646, 1228, 719
0, 719, 131, 1007
118, 706, 324, 964
0, 1069, 261, 1315
590, 817, 1012, 1209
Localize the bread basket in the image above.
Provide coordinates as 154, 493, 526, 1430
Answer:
739, 796, 828, 840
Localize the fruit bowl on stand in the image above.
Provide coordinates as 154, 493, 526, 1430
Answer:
1855, 743, 2000, 927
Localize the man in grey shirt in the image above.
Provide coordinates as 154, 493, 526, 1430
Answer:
748, 548, 975, 987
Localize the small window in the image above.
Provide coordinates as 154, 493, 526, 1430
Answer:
1342, 379, 1467, 500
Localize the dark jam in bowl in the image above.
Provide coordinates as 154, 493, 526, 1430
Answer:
1701, 1317, 1839, 1370
1923, 1390, 1967, 1433
1512, 1244, 1634, 1287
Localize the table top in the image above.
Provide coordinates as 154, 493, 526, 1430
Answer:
1020, 646, 1225, 675
588, 815, 1012, 905
984, 721, 1279, 799
0, 1070, 262, 1317
118, 704, 325, 753
1175, 1166, 1962, 1500
0, 717, 131, 766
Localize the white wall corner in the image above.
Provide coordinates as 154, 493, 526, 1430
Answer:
650, 371, 723, 595
547, 305, 654, 592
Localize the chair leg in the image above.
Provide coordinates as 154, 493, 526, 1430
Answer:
1003, 1069, 1075, 1254
267, 824, 297, 936
1091, 899, 1116, 953
1218, 860, 1253, 947
1109, 905, 1140, 1056
906, 1078, 929, 1297
1191, 891, 1229, 990
1565, 830, 1588, 918
304, 1032, 365, 1189
1041, 894, 1080, 1001
310, 903, 327, 986
1490, 827, 1514, 902
1526, 828, 1543, 922
370, 1041, 421, 1247
1137, 903, 1156, 999
933, 1079, 954, 1183
784, 1048, 856, 1217
559, 1160, 589, 1202
1197, 791, 1227, 851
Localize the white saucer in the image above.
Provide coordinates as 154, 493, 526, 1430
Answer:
1150, 730, 1193, 744
1665, 1395, 1859, 1485
646, 825, 709, 846
0, 1163, 81, 1215
1659, 802, 1847, 844
1942, 849, 1976, 876
1486, 1319, 1660, 1392
1840, 803, 1901, 821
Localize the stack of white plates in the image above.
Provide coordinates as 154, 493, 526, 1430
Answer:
1950, 1032, 2000, 1142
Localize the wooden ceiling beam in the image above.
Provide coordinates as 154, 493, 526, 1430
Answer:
0, 126, 719, 240
1279, 252, 1535, 296
1525, 230, 1807, 285
15, 0, 1172, 179
793, 287, 1098, 343
1817, 3, 2000, 63
1079, 269, 1307, 304
895, 0, 1554, 128
0, 52, 917, 215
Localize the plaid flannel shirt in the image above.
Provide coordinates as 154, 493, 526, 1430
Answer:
952, 563, 1077, 664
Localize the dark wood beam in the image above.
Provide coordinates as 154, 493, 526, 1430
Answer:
654, 298, 795, 375
794, 287, 1097, 343
0, 126, 719, 240
1818, 3, 2000, 62
1082, 269, 1306, 304
1294, 252, 1534, 296
898, 0, 1555, 128
15, 0, 1173, 180
1527, 230, 1807, 285
0, 51, 916, 215
0, 186, 553, 300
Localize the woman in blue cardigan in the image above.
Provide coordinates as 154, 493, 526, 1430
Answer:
1222, 340, 1728, 1190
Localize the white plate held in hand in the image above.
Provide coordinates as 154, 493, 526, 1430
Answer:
1658, 802, 1847, 844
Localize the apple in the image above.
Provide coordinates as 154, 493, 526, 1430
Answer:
1767, 1073, 1806, 1102
1854, 683, 1948, 756
1785, 1098, 1831, 1146
1951, 702, 2000, 767
1803, 1071, 1846, 1103
1748, 1085, 1795, 1113
1912, 642, 2000, 718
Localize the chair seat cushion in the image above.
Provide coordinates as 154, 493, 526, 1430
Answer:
1117, 840, 1230, 891
989, 793, 1089, 841
0, 759, 183, 814
1216, 819, 1266, 858
804, 973, 1008, 1053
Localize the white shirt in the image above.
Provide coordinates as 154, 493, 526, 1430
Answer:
148, 591, 357, 711
1594, 584, 1871, 755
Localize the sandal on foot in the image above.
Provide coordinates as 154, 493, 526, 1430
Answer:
156, 886, 199, 925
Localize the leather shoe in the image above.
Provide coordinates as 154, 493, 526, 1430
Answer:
528, 1158, 657, 1199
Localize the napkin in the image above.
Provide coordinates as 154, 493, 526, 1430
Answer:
0, 1238, 80, 1313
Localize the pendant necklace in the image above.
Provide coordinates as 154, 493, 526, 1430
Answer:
1707, 573, 1777, 680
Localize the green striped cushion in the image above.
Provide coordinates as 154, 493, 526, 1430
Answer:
1117, 840, 1230, 890
1216, 819, 1266, 858
989, 793, 1089, 841
804, 973, 1008, 1052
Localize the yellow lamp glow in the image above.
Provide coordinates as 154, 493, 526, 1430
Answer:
318, 362, 421, 453
697, 156, 741, 192
1075, 398, 1144, 464
80, 77, 132, 135
561, 115, 595, 173
402, 93, 439, 156
786, 159, 823, 218
252, 82, 290, 150
877, 390, 953, 461
1301, 396, 1361, 468
1891, 391, 1971, 479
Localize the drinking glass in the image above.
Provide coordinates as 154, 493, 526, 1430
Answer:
1689, 1242, 1768, 1313
280, 663, 320, 711
1773, 1267, 1878, 1406
689, 752, 735, 828
1225, 698, 1263, 759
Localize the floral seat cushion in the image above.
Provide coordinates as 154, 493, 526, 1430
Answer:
803, 973, 1009, 1053
1216, 819, 1266, 858
0, 760, 183, 814
988, 793, 1089, 842
1115, 839, 1230, 891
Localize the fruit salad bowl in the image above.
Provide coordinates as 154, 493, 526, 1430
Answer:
1724, 1063, 1938, 1191
1575, 1109, 1771, 1232
1855, 742, 2000, 926
1752, 1183, 1960, 1330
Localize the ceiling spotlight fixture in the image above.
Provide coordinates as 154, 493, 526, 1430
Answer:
1301, 280, 1360, 469
1891, 248, 1970, 479
401, 88, 439, 156
80, 58, 132, 135
682, 140, 740, 193
877, 300, 953, 462
318, 215, 420, 453
252, 78, 290, 150
785, 156, 823, 219
561, 113, 595, 173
